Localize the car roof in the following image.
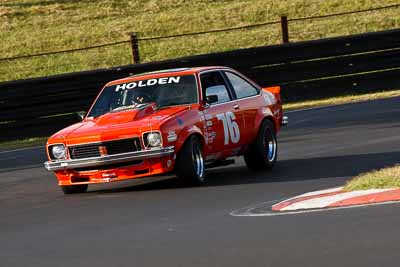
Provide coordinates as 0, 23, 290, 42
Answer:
106, 66, 231, 86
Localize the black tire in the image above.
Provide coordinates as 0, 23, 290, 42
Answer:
244, 119, 278, 171
60, 184, 88, 194
175, 135, 205, 185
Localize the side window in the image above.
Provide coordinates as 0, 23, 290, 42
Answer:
225, 71, 259, 99
200, 71, 231, 105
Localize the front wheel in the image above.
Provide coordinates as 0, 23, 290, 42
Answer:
175, 135, 205, 185
244, 119, 278, 171
60, 184, 88, 194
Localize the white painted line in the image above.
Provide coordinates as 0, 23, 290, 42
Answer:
230, 200, 400, 217
230, 200, 280, 216
0, 146, 44, 154
281, 188, 393, 211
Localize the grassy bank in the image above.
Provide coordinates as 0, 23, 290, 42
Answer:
283, 89, 400, 111
344, 165, 400, 191
0, 137, 47, 151
1, 0, 400, 82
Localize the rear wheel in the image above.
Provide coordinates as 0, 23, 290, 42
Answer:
244, 119, 277, 171
176, 135, 205, 185
60, 184, 88, 194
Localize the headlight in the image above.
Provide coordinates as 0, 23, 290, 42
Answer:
145, 132, 162, 147
51, 145, 66, 160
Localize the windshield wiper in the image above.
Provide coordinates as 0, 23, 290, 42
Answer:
111, 104, 139, 112
111, 102, 152, 112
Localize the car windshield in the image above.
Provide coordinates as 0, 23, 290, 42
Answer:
87, 75, 198, 118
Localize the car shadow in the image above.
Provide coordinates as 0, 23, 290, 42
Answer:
88, 151, 400, 194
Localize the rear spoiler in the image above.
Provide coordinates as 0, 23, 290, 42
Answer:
263, 86, 288, 126
263, 86, 281, 103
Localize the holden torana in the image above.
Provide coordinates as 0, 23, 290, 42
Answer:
44, 66, 287, 194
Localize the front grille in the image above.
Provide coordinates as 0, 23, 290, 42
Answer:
68, 138, 142, 159
69, 143, 101, 159
104, 138, 142, 155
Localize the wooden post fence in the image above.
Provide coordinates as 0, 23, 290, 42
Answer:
280, 16, 289, 44
130, 32, 140, 64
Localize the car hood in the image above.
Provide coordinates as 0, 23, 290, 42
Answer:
51, 104, 190, 145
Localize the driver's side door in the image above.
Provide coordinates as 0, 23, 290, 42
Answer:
200, 71, 245, 159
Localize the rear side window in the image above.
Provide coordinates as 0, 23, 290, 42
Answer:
225, 71, 259, 99
200, 71, 231, 105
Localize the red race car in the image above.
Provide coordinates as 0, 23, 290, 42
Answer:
44, 66, 287, 194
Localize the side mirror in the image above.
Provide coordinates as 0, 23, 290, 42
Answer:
206, 95, 218, 104
76, 111, 87, 121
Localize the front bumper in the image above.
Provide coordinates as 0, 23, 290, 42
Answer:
44, 146, 175, 171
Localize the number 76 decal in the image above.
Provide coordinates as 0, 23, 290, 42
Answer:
216, 112, 240, 145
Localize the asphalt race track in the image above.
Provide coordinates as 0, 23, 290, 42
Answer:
1, 97, 400, 267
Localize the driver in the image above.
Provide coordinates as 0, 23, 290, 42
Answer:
131, 90, 152, 104
134, 95, 146, 104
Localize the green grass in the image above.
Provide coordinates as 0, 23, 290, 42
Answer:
1, 0, 400, 82
344, 165, 400, 191
283, 89, 400, 111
